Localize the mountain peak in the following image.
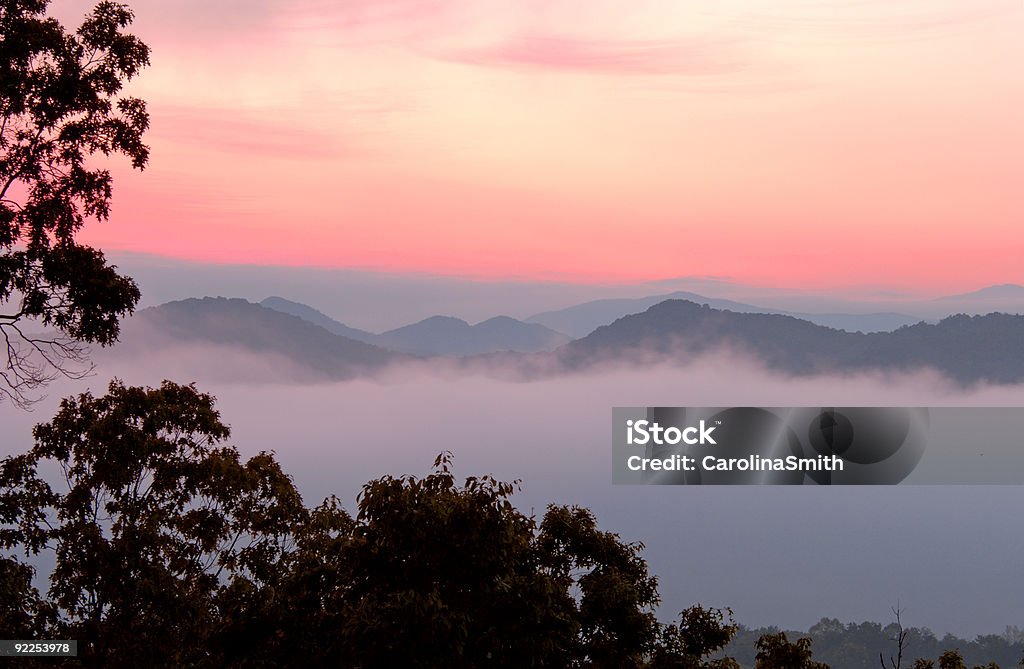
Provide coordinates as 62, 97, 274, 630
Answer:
563, 300, 1024, 383
937, 284, 1024, 301
415, 315, 471, 327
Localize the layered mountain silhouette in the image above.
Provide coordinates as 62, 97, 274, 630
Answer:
375, 315, 570, 355
261, 296, 570, 355
560, 299, 1024, 383
936, 284, 1024, 301
119, 297, 399, 379
527, 290, 923, 338
260, 296, 377, 343
113, 296, 1024, 385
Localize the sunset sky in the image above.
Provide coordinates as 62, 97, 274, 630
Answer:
57, 0, 1024, 292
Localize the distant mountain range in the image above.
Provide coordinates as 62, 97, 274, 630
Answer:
526, 291, 926, 338
374, 315, 570, 355
933, 283, 1024, 302
260, 296, 378, 342
118, 297, 399, 379
559, 299, 1024, 383
260, 296, 569, 355
264, 286, 1024, 345
112, 293, 1024, 385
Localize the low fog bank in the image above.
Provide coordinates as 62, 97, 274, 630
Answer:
100, 300, 1024, 390
2, 352, 1023, 638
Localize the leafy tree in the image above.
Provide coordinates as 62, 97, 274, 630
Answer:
0, 0, 149, 408
264, 453, 670, 668
0, 553, 49, 638
649, 605, 741, 669
0, 380, 306, 667
910, 650, 1003, 669
755, 631, 830, 669
320, 454, 581, 668
537, 502, 662, 668
1, 383, 744, 668
728, 618, 1023, 669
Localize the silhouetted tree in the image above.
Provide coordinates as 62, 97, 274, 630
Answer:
0, 553, 49, 638
0, 0, 149, 407
1, 382, 745, 668
263, 453, 672, 668
727, 617, 1023, 669
881, 606, 911, 669
0, 380, 306, 667
649, 605, 741, 669
755, 631, 830, 669
910, 649, 1003, 669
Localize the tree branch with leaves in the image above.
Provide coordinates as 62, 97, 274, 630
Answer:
0, 0, 149, 408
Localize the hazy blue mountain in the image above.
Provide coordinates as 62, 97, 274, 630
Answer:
527, 291, 767, 337
890, 284, 1024, 320
528, 291, 923, 337
800, 312, 927, 332
560, 299, 1024, 383
935, 283, 1024, 301
263, 296, 572, 355
376, 315, 571, 355
114, 296, 1024, 384
122, 297, 398, 378
260, 296, 377, 343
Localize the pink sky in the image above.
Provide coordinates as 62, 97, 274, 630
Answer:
56, 0, 1024, 293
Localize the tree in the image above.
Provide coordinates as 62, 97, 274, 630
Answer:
910, 650, 1003, 669
881, 606, 911, 669
0, 552, 49, 638
0, 0, 149, 408
0, 380, 306, 667
1, 383, 745, 668
320, 453, 581, 668
755, 631, 830, 669
649, 605, 741, 669
269, 453, 670, 668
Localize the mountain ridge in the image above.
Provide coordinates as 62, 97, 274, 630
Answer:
560, 299, 1024, 383
527, 290, 925, 338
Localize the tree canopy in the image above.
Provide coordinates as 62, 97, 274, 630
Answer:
753, 632, 830, 669
1, 385, 1017, 668
1, 379, 745, 668
0, 380, 305, 665
0, 0, 148, 408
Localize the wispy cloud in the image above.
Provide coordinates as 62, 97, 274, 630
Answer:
439, 33, 746, 76
153, 107, 349, 160
274, 0, 456, 34
716, 0, 1020, 43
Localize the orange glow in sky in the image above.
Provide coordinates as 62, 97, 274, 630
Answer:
57, 0, 1024, 292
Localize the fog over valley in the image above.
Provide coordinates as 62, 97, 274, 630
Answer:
4, 350, 1023, 639
3, 0, 1022, 663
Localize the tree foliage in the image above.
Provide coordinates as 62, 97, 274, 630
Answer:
1, 380, 745, 668
910, 649, 1004, 669
649, 605, 741, 669
0, 380, 305, 666
754, 631, 830, 669
3, 381, 1018, 669
727, 619, 1022, 669
0, 0, 148, 407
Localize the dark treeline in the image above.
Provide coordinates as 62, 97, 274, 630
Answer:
1, 380, 1021, 669
727, 620, 1024, 669
0, 380, 779, 668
